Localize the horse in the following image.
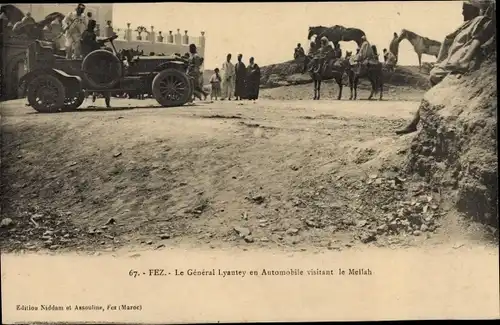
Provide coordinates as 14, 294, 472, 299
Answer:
345, 53, 385, 101
395, 29, 441, 71
307, 26, 328, 41
308, 25, 366, 47
304, 52, 350, 101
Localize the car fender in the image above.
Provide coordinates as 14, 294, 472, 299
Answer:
154, 61, 188, 73
19, 69, 82, 96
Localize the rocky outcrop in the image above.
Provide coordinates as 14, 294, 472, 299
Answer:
405, 53, 497, 228
260, 58, 306, 87
259, 58, 431, 90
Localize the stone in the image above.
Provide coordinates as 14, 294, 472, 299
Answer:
413, 230, 422, 236
286, 228, 299, 235
251, 195, 265, 204
305, 219, 318, 228
0, 218, 13, 228
105, 218, 116, 225
377, 224, 388, 233
357, 220, 367, 228
234, 226, 251, 237
159, 234, 171, 240
360, 233, 376, 243
31, 213, 43, 220
420, 224, 429, 232
244, 236, 254, 243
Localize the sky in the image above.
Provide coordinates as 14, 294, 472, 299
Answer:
112, 1, 464, 69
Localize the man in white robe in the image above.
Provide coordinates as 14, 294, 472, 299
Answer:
221, 53, 235, 100
429, 0, 496, 85
396, 0, 495, 135
62, 3, 87, 59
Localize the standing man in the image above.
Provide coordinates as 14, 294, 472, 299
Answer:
389, 32, 400, 63
294, 43, 305, 59
221, 53, 235, 100
187, 43, 208, 101
62, 3, 87, 59
234, 54, 247, 100
246, 57, 261, 101
333, 42, 342, 60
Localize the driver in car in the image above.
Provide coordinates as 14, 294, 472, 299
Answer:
80, 19, 116, 57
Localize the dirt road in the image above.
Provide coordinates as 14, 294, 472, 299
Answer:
0, 96, 495, 253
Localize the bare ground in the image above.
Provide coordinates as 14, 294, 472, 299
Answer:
0, 90, 496, 254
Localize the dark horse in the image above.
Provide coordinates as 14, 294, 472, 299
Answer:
307, 25, 366, 47
304, 51, 350, 100
345, 53, 385, 100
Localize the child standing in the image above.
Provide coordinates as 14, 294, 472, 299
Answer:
209, 68, 222, 100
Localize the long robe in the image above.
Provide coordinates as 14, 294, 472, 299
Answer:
357, 40, 374, 62
246, 63, 261, 100
221, 60, 235, 99
234, 61, 247, 98
62, 11, 87, 59
430, 14, 495, 85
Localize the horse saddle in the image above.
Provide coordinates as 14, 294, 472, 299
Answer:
355, 60, 382, 73
321, 58, 341, 76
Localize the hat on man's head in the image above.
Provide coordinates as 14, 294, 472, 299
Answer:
77, 3, 86, 9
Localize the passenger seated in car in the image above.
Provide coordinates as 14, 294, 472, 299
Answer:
80, 19, 116, 57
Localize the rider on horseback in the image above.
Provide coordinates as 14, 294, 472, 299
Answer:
354, 35, 379, 74
309, 36, 334, 73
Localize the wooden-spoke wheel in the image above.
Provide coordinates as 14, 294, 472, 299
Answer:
27, 75, 66, 113
62, 91, 85, 111
152, 69, 193, 107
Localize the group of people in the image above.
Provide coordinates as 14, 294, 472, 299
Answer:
306, 37, 343, 74
56, 3, 93, 59
298, 33, 398, 75
303, 34, 386, 76
208, 53, 261, 101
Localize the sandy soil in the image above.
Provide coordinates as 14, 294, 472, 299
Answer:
0, 92, 496, 254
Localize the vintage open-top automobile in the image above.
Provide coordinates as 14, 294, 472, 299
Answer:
20, 36, 194, 113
